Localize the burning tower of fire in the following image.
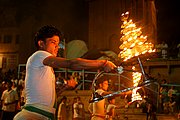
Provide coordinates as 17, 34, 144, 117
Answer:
119, 12, 155, 102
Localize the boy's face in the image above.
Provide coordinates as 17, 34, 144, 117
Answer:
41, 35, 60, 56
100, 80, 108, 91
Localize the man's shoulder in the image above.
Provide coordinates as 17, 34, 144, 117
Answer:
31, 50, 52, 57
2, 89, 8, 95
73, 103, 78, 107
95, 89, 105, 96
27, 50, 52, 65
96, 89, 105, 92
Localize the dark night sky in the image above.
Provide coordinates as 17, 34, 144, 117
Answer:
0, 0, 179, 54
156, 0, 180, 44
155, 0, 180, 57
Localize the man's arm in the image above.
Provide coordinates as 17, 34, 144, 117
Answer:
43, 56, 116, 72
101, 91, 112, 96
88, 103, 93, 114
106, 107, 113, 116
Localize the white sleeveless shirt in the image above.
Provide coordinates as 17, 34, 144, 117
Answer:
25, 50, 56, 109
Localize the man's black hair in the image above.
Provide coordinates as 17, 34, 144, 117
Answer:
6, 80, 13, 86
61, 96, 67, 100
34, 25, 61, 49
96, 74, 109, 87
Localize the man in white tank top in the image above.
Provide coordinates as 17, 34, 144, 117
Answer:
14, 25, 117, 120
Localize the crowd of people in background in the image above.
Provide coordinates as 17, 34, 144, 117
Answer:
0, 66, 180, 120
0, 69, 87, 120
155, 41, 168, 59
0, 69, 25, 120
55, 95, 86, 120
0, 68, 97, 120
0, 68, 180, 119
143, 73, 180, 116
159, 79, 179, 114
155, 41, 180, 59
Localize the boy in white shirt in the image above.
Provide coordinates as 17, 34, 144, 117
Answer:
14, 25, 116, 120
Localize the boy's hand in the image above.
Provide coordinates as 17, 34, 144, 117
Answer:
103, 60, 117, 72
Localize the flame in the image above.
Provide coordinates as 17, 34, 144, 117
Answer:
119, 12, 156, 102
131, 66, 142, 102
119, 12, 155, 61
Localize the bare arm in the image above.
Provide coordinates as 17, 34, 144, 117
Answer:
101, 91, 112, 96
43, 56, 116, 72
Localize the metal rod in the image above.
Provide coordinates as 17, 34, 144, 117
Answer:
92, 71, 104, 93
138, 57, 147, 81
89, 79, 152, 103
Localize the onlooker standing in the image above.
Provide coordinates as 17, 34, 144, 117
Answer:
0, 81, 6, 99
0, 81, 6, 118
168, 86, 176, 98
18, 75, 25, 90
147, 102, 157, 120
177, 43, 180, 58
169, 94, 176, 114
160, 41, 168, 59
106, 96, 117, 120
159, 79, 167, 113
57, 96, 67, 120
155, 43, 161, 58
161, 87, 169, 114
72, 97, 78, 120
73, 97, 85, 120
1, 80, 19, 120
144, 97, 157, 120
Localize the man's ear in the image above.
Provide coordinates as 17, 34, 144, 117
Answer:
38, 40, 44, 48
